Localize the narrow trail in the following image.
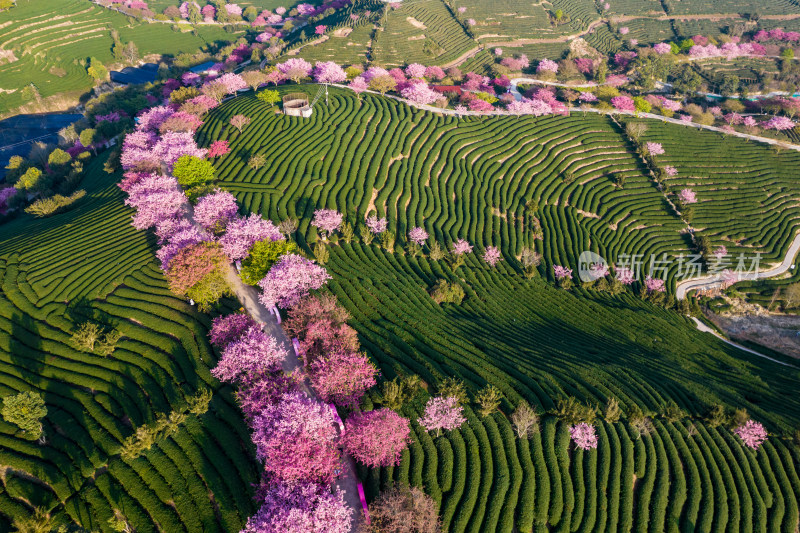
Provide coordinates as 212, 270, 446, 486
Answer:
675, 233, 800, 299
691, 317, 798, 368
221, 265, 364, 530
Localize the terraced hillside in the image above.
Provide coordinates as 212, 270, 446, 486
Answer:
196, 87, 800, 532
198, 86, 800, 289
0, 0, 235, 114
331, 243, 800, 533
371, 0, 476, 67
0, 155, 258, 530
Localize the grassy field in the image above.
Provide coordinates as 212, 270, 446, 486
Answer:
0, 0, 237, 114
196, 87, 800, 532
0, 154, 259, 530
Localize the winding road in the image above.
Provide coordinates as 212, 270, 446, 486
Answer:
675, 233, 800, 299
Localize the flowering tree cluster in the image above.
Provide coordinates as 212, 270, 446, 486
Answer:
193, 190, 239, 231
221, 213, 284, 261
252, 391, 340, 485
646, 142, 665, 156
483, 246, 502, 267
213, 325, 286, 381
242, 481, 351, 533
341, 409, 411, 467
209, 313, 257, 348
308, 349, 377, 406
678, 188, 697, 205
644, 276, 666, 293
258, 254, 331, 308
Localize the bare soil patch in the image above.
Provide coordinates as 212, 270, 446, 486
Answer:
333, 27, 352, 37
406, 17, 426, 29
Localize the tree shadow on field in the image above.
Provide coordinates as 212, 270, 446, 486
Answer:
64, 296, 119, 332
9, 310, 44, 376
440, 292, 800, 428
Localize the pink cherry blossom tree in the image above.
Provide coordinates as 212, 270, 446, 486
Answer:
664, 165, 678, 176
570, 423, 598, 450
278, 58, 313, 83
553, 265, 572, 279
762, 116, 796, 130
611, 95, 635, 113
212, 325, 288, 383
653, 42, 671, 54
308, 349, 378, 407
207, 140, 230, 158
209, 313, 258, 348
678, 188, 697, 204
405, 63, 427, 78
349, 76, 368, 98
408, 227, 429, 245
418, 396, 466, 436
315, 24, 326, 35
242, 481, 351, 533
218, 72, 248, 94
156, 226, 209, 270
365, 215, 387, 234
311, 209, 343, 237
220, 214, 283, 261
401, 81, 441, 105
451, 239, 473, 255
251, 391, 340, 484
733, 420, 768, 450
644, 276, 666, 293
193, 190, 239, 231
536, 59, 559, 74
313, 61, 347, 84
483, 246, 502, 267
257, 254, 331, 308
646, 142, 665, 156
616, 266, 635, 285
341, 409, 412, 467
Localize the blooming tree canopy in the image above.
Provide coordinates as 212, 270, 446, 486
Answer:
451, 239, 473, 255
209, 313, 258, 348
341, 409, 412, 467
365, 215, 388, 234
418, 396, 466, 436
537, 59, 559, 73
734, 420, 768, 450
220, 214, 283, 261
208, 140, 230, 158
251, 391, 340, 484
646, 142, 665, 156
644, 276, 666, 293
311, 209, 343, 236
308, 349, 378, 407
570, 423, 598, 450
278, 58, 313, 83
653, 42, 672, 54
678, 188, 697, 204
553, 265, 572, 279
408, 226, 428, 245
242, 481, 352, 533
483, 246, 502, 267
611, 96, 635, 113
257, 254, 331, 308
401, 82, 440, 105
193, 190, 239, 231
313, 61, 347, 84
212, 326, 288, 382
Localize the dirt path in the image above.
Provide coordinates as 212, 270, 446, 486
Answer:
441, 45, 483, 68
676, 233, 800, 299
691, 317, 798, 367
221, 266, 364, 530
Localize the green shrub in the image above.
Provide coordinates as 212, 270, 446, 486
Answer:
173, 155, 215, 188
429, 279, 465, 304
25, 190, 86, 217
2, 391, 47, 440
240, 240, 299, 285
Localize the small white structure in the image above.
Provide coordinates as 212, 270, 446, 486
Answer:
282, 92, 313, 117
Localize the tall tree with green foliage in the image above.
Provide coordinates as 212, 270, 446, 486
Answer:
172, 155, 215, 188
240, 239, 299, 284
2, 391, 47, 440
